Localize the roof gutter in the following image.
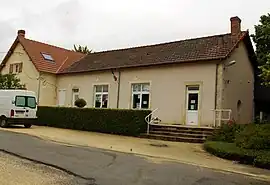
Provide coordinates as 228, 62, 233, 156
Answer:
58, 57, 221, 75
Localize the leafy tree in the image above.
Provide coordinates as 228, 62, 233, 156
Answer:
0, 74, 25, 89
259, 54, 270, 86
73, 45, 92, 54
251, 13, 270, 85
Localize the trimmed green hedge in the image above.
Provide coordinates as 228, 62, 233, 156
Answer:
36, 106, 151, 136
204, 141, 270, 169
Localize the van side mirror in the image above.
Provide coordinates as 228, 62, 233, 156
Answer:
12, 100, 15, 104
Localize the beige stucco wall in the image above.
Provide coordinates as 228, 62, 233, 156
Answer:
39, 72, 57, 106
57, 63, 217, 125
1, 43, 39, 93
0, 43, 57, 106
56, 71, 118, 107
222, 41, 254, 124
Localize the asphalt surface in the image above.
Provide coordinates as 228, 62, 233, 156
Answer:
0, 152, 85, 185
0, 130, 269, 185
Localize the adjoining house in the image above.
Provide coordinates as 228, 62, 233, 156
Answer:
0, 16, 256, 127
0, 30, 85, 106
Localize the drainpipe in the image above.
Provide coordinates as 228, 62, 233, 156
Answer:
37, 73, 41, 105
214, 64, 218, 110
116, 70, 121, 108
213, 63, 219, 127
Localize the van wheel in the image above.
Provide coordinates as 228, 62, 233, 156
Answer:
0, 118, 8, 128
24, 124, 32, 128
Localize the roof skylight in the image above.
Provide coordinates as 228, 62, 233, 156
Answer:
41, 53, 54, 62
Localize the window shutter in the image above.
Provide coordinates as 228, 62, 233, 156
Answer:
19, 63, 23, 72
9, 64, 13, 74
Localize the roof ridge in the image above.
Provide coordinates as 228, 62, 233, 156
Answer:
16, 36, 85, 74
61, 30, 253, 74
22, 37, 83, 55
56, 54, 86, 73
90, 32, 233, 54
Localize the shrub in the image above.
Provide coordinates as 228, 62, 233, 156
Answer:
207, 122, 245, 143
253, 116, 270, 125
74, 98, 87, 108
235, 124, 270, 150
204, 141, 250, 162
204, 141, 270, 169
37, 106, 151, 136
254, 151, 270, 169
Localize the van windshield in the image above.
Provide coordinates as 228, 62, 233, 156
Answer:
15, 96, 36, 109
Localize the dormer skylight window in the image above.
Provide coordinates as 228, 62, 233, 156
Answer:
41, 53, 54, 62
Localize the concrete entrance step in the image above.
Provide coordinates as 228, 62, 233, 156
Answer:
149, 130, 212, 139
145, 124, 217, 143
150, 124, 215, 132
141, 134, 205, 143
151, 127, 214, 135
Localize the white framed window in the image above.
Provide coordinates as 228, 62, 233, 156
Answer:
94, 85, 109, 108
131, 83, 150, 109
72, 88, 79, 106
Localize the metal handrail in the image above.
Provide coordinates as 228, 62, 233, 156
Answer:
145, 108, 158, 134
212, 109, 232, 127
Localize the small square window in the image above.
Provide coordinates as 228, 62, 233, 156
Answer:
142, 84, 150, 92
95, 85, 102, 93
41, 53, 54, 61
103, 85, 108, 93
132, 84, 141, 92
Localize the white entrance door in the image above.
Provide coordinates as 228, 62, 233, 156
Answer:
58, 89, 66, 106
186, 86, 200, 126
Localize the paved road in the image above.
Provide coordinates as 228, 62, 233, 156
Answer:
0, 130, 268, 185
0, 152, 86, 185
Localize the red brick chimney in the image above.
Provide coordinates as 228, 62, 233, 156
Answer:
230, 16, 241, 38
18, 30, 26, 38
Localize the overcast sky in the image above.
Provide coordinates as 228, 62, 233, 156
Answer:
0, 0, 269, 60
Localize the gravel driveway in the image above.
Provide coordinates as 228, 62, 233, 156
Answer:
0, 152, 87, 185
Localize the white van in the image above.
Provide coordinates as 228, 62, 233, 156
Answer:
0, 89, 38, 128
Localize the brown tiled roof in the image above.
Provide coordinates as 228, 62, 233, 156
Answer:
0, 35, 85, 74
60, 31, 248, 74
